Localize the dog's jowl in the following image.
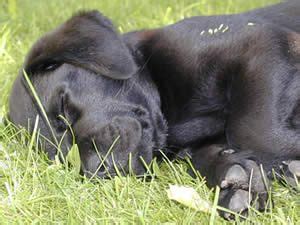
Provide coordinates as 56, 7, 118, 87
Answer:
8, 0, 300, 219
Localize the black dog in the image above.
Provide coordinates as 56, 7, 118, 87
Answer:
8, 0, 300, 218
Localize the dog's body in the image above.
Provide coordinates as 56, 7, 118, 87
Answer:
8, 0, 300, 218
126, 1, 300, 151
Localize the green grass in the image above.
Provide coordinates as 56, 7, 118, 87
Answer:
1, 0, 299, 224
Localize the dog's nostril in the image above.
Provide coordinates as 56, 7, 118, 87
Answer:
141, 120, 149, 129
133, 108, 146, 117
95, 159, 111, 174
97, 164, 107, 173
82, 163, 110, 178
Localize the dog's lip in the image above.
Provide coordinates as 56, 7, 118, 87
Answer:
80, 168, 117, 179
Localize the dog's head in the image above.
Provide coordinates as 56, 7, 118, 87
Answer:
8, 11, 167, 177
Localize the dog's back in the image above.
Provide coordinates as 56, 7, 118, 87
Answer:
250, 0, 300, 32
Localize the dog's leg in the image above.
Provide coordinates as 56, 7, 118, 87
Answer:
192, 144, 300, 219
191, 144, 273, 219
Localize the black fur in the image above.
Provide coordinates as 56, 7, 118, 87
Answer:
8, 1, 300, 218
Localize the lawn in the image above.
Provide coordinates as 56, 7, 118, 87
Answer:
1, 0, 299, 224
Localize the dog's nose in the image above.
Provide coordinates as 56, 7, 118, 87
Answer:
78, 116, 143, 178
80, 153, 112, 178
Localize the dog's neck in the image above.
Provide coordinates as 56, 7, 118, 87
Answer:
123, 30, 197, 123
123, 29, 229, 149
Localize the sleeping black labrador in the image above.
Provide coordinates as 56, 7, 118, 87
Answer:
8, 0, 300, 219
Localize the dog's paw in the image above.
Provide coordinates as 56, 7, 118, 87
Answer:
217, 158, 270, 220
191, 146, 273, 220
278, 160, 300, 188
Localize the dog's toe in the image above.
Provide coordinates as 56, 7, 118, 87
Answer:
220, 189, 251, 220
228, 190, 250, 212
279, 160, 300, 188
220, 164, 248, 188
286, 160, 300, 177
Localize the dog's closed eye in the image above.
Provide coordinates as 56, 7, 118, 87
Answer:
40, 60, 63, 72
28, 61, 62, 74
44, 63, 61, 71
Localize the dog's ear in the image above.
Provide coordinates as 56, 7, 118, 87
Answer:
25, 11, 137, 80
